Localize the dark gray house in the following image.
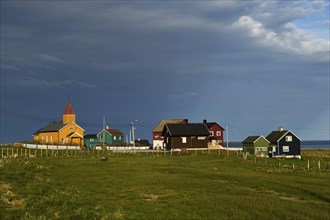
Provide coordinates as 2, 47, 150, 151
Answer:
162, 123, 210, 151
266, 129, 301, 159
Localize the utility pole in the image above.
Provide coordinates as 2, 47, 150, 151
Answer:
226, 124, 229, 150
103, 116, 105, 149
131, 120, 138, 148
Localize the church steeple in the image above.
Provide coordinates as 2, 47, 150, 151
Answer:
63, 100, 76, 124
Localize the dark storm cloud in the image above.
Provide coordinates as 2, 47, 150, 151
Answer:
1, 0, 329, 142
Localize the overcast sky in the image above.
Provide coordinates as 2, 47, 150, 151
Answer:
1, 0, 329, 143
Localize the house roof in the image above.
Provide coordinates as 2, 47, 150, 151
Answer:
98, 128, 124, 136
242, 135, 270, 144
37, 121, 66, 133
63, 100, 75, 114
67, 132, 83, 138
135, 139, 151, 146
84, 134, 97, 139
204, 122, 225, 130
35, 120, 85, 134
153, 119, 187, 132
266, 130, 301, 144
266, 130, 289, 143
163, 123, 210, 136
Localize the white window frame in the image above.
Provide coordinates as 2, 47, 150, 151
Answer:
210, 131, 214, 136
285, 136, 292, 142
216, 131, 221, 136
182, 137, 187, 143
283, 146, 290, 152
114, 136, 117, 141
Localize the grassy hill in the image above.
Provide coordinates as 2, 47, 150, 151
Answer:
1, 149, 329, 219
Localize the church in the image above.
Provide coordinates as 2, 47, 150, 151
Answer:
33, 100, 85, 146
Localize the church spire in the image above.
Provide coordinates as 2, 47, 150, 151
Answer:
63, 99, 75, 115
63, 100, 76, 124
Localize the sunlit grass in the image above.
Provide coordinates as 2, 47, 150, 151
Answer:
0, 150, 329, 219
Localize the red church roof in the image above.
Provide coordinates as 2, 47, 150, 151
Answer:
63, 100, 75, 114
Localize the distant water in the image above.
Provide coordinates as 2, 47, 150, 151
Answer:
228, 140, 330, 149
301, 140, 330, 149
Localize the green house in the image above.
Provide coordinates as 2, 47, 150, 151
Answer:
97, 126, 125, 146
84, 134, 99, 148
242, 135, 270, 156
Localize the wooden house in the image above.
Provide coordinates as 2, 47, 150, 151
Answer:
152, 119, 188, 149
203, 119, 225, 146
162, 123, 210, 151
33, 100, 85, 146
242, 135, 270, 156
97, 126, 125, 146
266, 128, 301, 159
84, 134, 99, 148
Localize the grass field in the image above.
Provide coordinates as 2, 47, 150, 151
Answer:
1, 149, 330, 219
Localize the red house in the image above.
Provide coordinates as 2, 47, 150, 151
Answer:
203, 119, 225, 146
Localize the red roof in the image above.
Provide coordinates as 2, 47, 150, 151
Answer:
63, 100, 75, 114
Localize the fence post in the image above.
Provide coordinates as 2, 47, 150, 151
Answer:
292, 163, 295, 170
307, 160, 310, 171
318, 160, 321, 170
278, 162, 281, 169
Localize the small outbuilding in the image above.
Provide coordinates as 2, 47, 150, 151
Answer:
84, 134, 99, 148
242, 135, 270, 156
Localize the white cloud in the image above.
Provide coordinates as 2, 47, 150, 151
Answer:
233, 15, 329, 58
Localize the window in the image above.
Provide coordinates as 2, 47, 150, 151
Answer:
283, 146, 289, 152
198, 136, 206, 140
114, 136, 117, 140
286, 136, 292, 142
119, 136, 122, 140
216, 131, 221, 136
182, 137, 187, 143
90, 138, 94, 142
210, 131, 214, 136
70, 128, 73, 131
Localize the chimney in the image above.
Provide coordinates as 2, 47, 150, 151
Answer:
203, 119, 207, 124
278, 126, 284, 131
105, 125, 110, 130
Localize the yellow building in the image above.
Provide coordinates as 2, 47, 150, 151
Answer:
33, 100, 85, 146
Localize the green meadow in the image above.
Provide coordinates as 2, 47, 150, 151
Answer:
1, 149, 330, 220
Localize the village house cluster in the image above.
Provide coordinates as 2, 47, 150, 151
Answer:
33, 101, 301, 158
